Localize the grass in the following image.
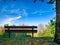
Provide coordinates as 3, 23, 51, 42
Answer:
0, 32, 59, 45
0, 37, 59, 45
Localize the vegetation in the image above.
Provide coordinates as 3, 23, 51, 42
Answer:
0, 17, 56, 39
39, 17, 55, 37
0, 15, 57, 44
0, 37, 59, 45
34, 0, 55, 4
0, 0, 58, 45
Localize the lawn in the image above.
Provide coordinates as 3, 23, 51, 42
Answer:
0, 37, 59, 45
0, 32, 59, 45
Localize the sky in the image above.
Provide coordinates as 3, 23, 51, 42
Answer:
0, 0, 56, 26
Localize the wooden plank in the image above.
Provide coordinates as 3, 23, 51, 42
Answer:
5, 28, 37, 30
4, 26, 37, 28
5, 26, 37, 38
5, 28, 33, 30
5, 30, 37, 33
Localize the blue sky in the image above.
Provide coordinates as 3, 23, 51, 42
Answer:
0, 0, 56, 26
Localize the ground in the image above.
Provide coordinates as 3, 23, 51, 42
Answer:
0, 37, 59, 45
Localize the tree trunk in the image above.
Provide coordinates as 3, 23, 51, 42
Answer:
54, 0, 60, 44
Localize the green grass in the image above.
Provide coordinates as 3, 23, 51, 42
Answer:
0, 32, 59, 45
0, 37, 59, 45
39, 37, 54, 41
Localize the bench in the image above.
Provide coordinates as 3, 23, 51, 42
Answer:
4, 26, 37, 38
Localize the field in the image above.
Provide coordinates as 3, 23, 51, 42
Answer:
0, 37, 59, 45
0, 31, 59, 45
0, 25, 59, 45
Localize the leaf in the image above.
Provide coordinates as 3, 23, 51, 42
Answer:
34, 0, 36, 3
39, 0, 44, 2
47, 0, 55, 4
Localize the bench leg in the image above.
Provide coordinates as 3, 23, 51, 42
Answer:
32, 33, 34, 38
32, 28, 34, 38
9, 32, 10, 38
8, 28, 10, 38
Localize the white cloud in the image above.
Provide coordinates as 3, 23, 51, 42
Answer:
2, 8, 28, 16
10, 9, 20, 14
1, 7, 28, 25
10, 9, 28, 16
40, 11, 51, 13
1, 5, 28, 17
3, 16, 22, 25
32, 11, 38, 14
22, 9, 28, 16
32, 10, 53, 15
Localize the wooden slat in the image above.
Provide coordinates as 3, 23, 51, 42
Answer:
4, 26, 37, 38
5, 30, 37, 33
4, 26, 37, 28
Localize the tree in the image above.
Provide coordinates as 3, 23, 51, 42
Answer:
34, 0, 56, 11
4, 24, 9, 27
54, 0, 60, 44
34, 0, 55, 4
34, 0, 59, 44
39, 17, 55, 38
11, 24, 16, 26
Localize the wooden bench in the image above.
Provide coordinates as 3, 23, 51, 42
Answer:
4, 26, 37, 38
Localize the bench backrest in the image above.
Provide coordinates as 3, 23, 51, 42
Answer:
4, 26, 37, 38
4, 26, 37, 33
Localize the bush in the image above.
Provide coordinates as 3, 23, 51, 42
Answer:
16, 33, 31, 38
0, 32, 15, 39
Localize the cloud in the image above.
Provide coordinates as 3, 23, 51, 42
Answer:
32, 10, 53, 15
8, 16, 21, 21
21, 9, 28, 16
10, 9, 20, 14
32, 11, 38, 14
0, 7, 28, 25
10, 9, 28, 16
3, 16, 22, 25
2, 8, 28, 17
0, 5, 28, 17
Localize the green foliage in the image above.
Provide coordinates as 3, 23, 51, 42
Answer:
0, 37, 58, 45
47, 0, 55, 4
17, 33, 31, 38
4, 24, 9, 26
39, 0, 44, 2
0, 32, 8, 39
0, 32, 15, 39
11, 24, 16, 26
39, 17, 56, 38
40, 37, 54, 41
34, 0, 55, 4
10, 33, 15, 39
